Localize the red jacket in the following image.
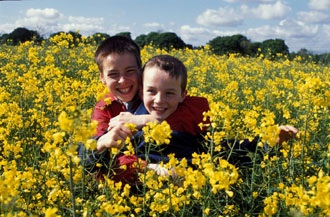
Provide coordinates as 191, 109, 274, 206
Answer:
87, 95, 210, 184
91, 93, 140, 137
91, 95, 210, 137
166, 96, 210, 135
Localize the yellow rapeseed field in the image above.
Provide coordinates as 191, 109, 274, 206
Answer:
0, 33, 330, 216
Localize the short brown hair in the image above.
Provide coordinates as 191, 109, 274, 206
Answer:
142, 55, 187, 92
94, 36, 142, 72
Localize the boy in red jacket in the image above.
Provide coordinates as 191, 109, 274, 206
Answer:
90, 36, 209, 153
80, 37, 210, 184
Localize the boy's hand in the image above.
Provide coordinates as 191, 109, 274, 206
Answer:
108, 112, 157, 130
96, 125, 132, 153
277, 125, 299, 145
108, 112, 134, 130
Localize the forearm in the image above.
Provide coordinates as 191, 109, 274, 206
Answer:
132, 114, 158, 129
96, 132, 118, 153
109, 113, 158, 130
96, 125, 133, 153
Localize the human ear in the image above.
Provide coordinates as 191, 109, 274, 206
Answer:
100, 71, 106, 85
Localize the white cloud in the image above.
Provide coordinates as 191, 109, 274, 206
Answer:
309, 0, 330, 10
277, 19, 319, 37
17, 8, 62, 29
312, 26, 330, 53
249, 0, 291, 19
26, 8, 61, 19
60, 16, 104, 34
245, 19, 321, 52
62, 23, 103, 33
196, 7, 243, 27
212, 29, 242, 36
247, 19, 318, 40
142, 22, 177, 33
179, 25, 211, 45
68, 16, 104, 25
144, 22, 164, 29
288, 24, 330, 53
168, 22, 176, 28
323, 24, 330, 37
297, 11, 329, 23
0, 8, 106, 36
106, 24, 130, 35
181, 25, 208, 34
0, 23, 16, 34
196, 0, 291, 28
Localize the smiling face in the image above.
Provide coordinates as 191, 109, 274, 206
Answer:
142, 66, 187, 121
100, 52, 139, 102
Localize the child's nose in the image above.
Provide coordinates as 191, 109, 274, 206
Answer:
118, 75, 126, 83
154, 93, 164, 103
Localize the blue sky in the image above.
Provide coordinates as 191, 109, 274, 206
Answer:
0, 0, 330, 53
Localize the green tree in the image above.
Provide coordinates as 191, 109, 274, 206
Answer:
4, 27, 43, 45
135, 32, 186, 50
250, 42, 262, 56
88, 32, 110, 45
260, 39, 289, 58
155, 32, 186, 50
145, 32, 161, 46
115, 32, 132, 39
297, 48, 310, 56
0, 33, 9, 45
208, 34, 250, 55
135, 34, 148, 48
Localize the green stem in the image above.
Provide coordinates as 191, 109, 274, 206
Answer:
69, 156, 76, 217
226, 132, 239, 162
81, 146, 86, 199
301, 100, 310, 187
249, 139, 260, 209
142, 142, 150, 216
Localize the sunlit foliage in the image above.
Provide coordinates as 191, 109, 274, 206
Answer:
0, 33, 329, 216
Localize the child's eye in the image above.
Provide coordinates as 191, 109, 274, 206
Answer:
147, 89, 156, 94
126, 69, 137, 75
108, 73, 118, 78
166, 92, 174, 95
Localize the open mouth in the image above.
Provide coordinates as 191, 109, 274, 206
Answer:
153, 107, 167, 112
117, 86, 131, 94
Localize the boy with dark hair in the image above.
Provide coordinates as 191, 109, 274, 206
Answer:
134, 54, 208, 162
91, 36, 142, 139
92, 36, 209, 154
80, 37, 210, 183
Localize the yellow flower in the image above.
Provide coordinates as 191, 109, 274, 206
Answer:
204, 208, 210, 215
44, 207, 60, 217
58, 111, 74, 132
96, 84, 111, 104
226, 190, 234, 197
125, 123, 138, 135
52, 132, 66, 145
84, 139, 97, 150
143, 121, 172, 145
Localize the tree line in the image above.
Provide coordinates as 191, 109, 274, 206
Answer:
1, 27, 329, 65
